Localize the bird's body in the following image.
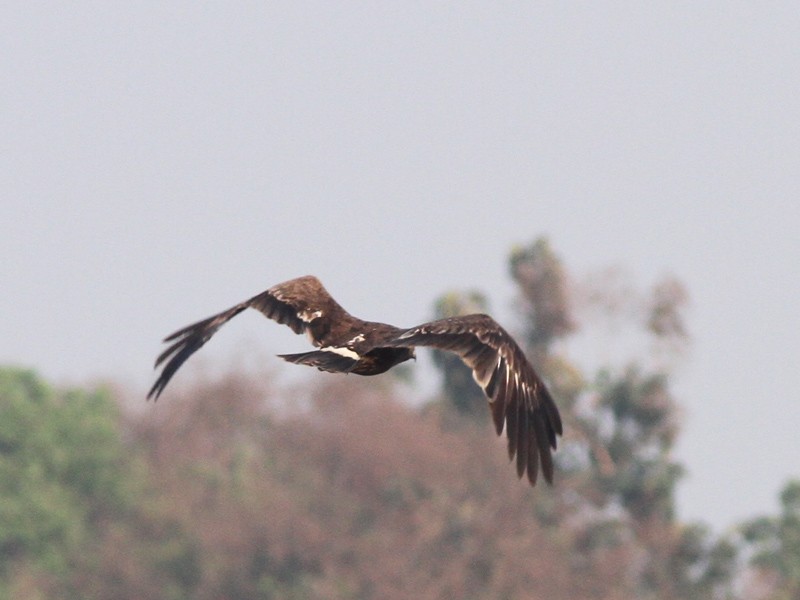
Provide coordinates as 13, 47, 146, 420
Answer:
277, 320, 415, 376
150, 275, 562, 485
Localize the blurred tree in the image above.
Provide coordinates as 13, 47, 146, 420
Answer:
509, 238, 575, 358
0, 367, 130, 598
507, 237, 736, 599
741, 480, 800, 599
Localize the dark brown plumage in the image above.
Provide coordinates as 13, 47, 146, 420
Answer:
149, 275, 562, 485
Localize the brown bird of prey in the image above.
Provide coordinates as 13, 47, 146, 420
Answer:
149, 276, 562, 485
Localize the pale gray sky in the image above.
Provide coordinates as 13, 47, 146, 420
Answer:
2, 3, 798, 531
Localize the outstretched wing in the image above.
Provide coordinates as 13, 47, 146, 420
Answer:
386, 314, 562, 485
148, 276, 344, 400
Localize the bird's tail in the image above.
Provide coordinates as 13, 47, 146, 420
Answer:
277, 350, 357, 374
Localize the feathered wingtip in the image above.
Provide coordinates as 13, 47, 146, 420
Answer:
147, 316, 219, 400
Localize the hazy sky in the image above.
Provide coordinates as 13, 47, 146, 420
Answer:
2, 3, 798, 531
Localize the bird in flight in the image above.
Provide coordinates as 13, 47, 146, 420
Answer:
149, 276, 562, 485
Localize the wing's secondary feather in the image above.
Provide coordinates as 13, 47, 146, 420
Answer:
384, 314, 562, 485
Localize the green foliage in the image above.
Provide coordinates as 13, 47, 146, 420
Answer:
592, 366, 682, 520
741, 480, 800, 598
0, 367, 129, 597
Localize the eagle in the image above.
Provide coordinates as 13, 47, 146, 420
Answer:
149, 276, 562, 485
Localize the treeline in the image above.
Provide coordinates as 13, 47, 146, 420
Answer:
1, 238, 797, 599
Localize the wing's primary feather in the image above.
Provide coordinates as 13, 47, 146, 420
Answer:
148, 304, 248, 400
387, 314, 562, 485
148, 276, 343, 400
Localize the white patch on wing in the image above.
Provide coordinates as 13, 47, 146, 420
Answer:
320, 346, 360, 360
472, 369, 483, 386
299, 309, 323, 323
347, 333, 365, 344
